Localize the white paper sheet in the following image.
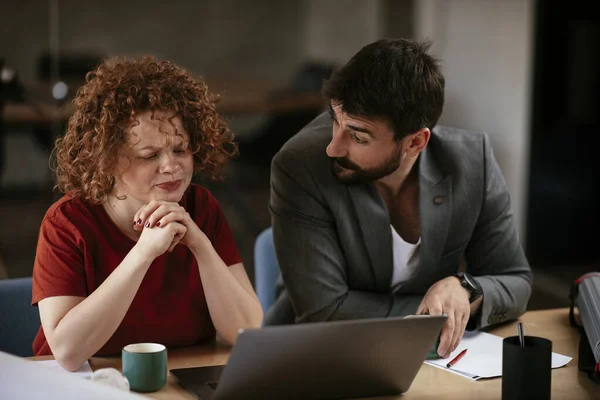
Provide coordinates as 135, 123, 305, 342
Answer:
424, 331, 573, 381
34, 359, 94, 379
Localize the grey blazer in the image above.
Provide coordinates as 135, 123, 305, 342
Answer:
265, 112, 532, 329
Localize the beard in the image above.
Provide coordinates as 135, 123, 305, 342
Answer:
331, 145, 403, 185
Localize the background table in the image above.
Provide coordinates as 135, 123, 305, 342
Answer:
1, 77, 325, 126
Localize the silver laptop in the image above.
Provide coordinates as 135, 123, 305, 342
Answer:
170, 315, 446, 399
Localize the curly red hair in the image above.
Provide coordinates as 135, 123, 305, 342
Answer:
54, 55, 237, 204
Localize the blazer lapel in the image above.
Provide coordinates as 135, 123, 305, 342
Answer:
349, 184, 393, 292
346, 141, 452, 293
417, 145, 453, 286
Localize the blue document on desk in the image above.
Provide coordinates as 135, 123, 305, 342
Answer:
424, 331, 572, 381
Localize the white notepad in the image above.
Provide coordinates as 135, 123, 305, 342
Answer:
34, 359, 94, 379
424, 331, 572, 381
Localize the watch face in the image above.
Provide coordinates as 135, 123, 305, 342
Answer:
464, 274, 474, 288
458, 273, 482, 302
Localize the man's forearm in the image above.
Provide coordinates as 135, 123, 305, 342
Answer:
297, 290, 423, 323
473, 274, 531, 329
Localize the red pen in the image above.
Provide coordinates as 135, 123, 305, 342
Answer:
446, 348, 468, 368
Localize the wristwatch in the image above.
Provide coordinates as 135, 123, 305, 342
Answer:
454, 272, 483, 303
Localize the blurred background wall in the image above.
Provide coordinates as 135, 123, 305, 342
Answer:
1, 0, 413, 83
2, 0, 303, 83
416, 0, 534, 243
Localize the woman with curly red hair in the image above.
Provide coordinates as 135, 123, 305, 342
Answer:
31, 56, 263, 371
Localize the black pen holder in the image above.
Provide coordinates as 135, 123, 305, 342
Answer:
502, 335, 552, 400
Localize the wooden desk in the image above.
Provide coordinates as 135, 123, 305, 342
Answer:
404, 308, 599, 400
31, 308, 600, 399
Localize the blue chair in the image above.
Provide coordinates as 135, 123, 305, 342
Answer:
254, 227, 281, 314
0, 277, 41, 356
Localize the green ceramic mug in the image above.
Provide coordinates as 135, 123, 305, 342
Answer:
426, 335, 442, 360
122, 343, 167, 392
404, 315, 441, 360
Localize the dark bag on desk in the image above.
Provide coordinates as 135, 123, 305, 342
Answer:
569, 272, 600, 384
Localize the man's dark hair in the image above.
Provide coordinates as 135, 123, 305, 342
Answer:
322, 38, 445, 141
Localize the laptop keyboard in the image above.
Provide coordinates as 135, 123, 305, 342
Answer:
206, 382, 219, 390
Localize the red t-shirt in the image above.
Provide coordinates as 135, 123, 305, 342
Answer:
31, 184, 242, 356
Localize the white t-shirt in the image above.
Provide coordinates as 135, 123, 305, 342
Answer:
390, 225, 420, 292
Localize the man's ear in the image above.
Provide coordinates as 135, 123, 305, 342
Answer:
405, 128, 431, 157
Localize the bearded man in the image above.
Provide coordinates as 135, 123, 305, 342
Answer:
264, 38, 532, 360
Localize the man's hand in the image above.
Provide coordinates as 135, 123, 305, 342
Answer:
416, 276, 471, 358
